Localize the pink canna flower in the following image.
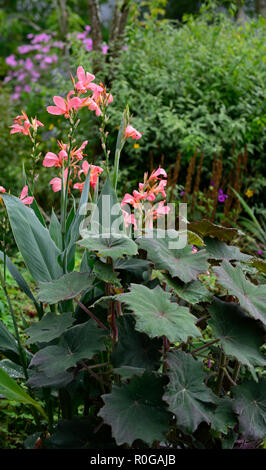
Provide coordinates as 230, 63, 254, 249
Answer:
72, 140, 88, 160
0, 186, 6, 203
49, 169, 70, 193
78, 161, 104, 190
43, 151, 67, 168
125, 125, 142, 140
73, 182, 85, 193
80, 96, 102, 116
31, 118, 44, 132
75, 66, 95, 93
121, 193, 136, 206
153, 200, 170, 218
10, 111, 31, 135
122, 209, 137, 229
149, 167, 167, 180
19, 186, 34, 205
47, 92, 82, 118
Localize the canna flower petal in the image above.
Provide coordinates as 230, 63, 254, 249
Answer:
53, 96, 67, 111
43, 152, 60, 167
49, 177, 62, 192
47, 106, 65, 115
19, 186, 34, 205
0, 186, 6, 193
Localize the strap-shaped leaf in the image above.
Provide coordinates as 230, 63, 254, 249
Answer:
208, 299, 265, 377
213, 261, 266, 325
25, 312, 75, 344
91, 177, 126, 234
117, 284, 200, 342
37, 271, 93, 304
2, 194, 63, 283
0, 251, 39, 309
233, 380, 266, 440
163, 351, 217, 433
0, 366, 47, 418
0, 320, 20, 364
136, 234, 209, 282
99, 373, 170, 446
79, 233, 138, 260
29, 320, 107, 377
49, 210, 63, 250
0, 359, 24, 379
63, 168, 91, 268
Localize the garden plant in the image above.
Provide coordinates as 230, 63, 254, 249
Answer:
0, 63, 265, 449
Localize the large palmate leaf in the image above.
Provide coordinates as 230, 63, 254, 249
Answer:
211, 398, 237, 434
233, 380, 266, 440
208, 299, 265, 377
92, 260, 122, 288
187, 219, 238, 242
2, 194, 63, 282
213, 261, 266, 325
164, 276, 211, 304
136, 234, 209, 283
115, 258, 152, 275
25, 312, 75, 344
99, 373, 170, 446
204, 237, 251, 261
117, 284, 200, 342
163, 351, 217, 433
79, 233, 138, 260
37, 271, 93, 304
26, 369, 74, 390
0, 367, 47, 418
29, 320, 107, 377
45, 416, 116, 449
0, 251, 39, 309
111, 315, 162, 374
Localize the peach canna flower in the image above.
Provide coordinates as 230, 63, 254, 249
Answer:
47, 92, 82, 118
125, 125, 142, 140
19, 186, 34, 205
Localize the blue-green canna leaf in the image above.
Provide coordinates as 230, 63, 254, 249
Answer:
2, 194, 63, 283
